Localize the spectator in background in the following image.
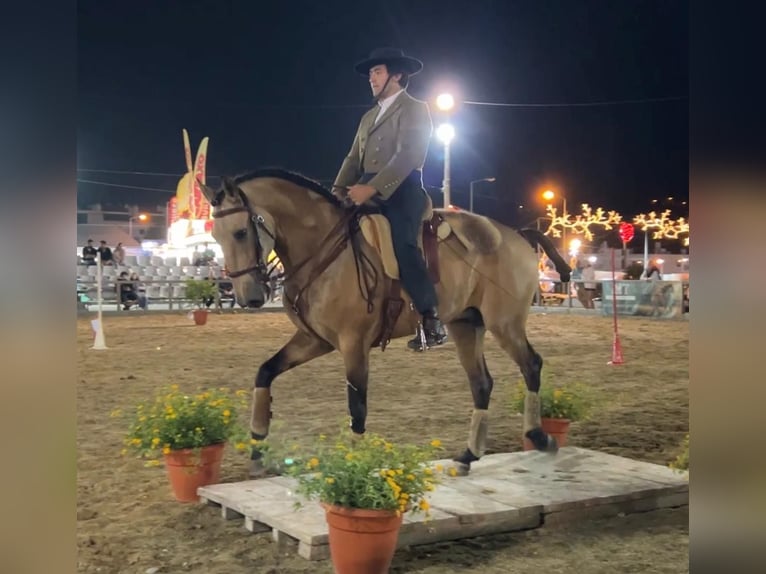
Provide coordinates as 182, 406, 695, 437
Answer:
98, 240, 114, 265
580, 261, 597, 309
113, 242, 125, 266
647, 262, 662, 281
117, 271, 146, 310
82, 239, 97, 265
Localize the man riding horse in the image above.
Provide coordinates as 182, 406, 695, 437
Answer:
332, 47, 447, 351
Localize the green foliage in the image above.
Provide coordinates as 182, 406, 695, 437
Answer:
184, 278, 218, 308
116, 384, 250, 465
260, 425, 449, 516
511, 380, 591, 421
669, 434, 689, 472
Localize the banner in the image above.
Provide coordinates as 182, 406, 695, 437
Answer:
167, 197, 178, 225
601, 280, 684, 319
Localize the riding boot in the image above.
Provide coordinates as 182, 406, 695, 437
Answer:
407, 308, 448, 351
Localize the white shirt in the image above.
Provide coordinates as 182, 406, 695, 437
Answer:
375, 89, 404, 123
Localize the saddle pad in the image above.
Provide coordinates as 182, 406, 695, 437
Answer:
359, 215, 451, 280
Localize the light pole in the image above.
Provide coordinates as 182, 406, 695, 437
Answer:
469, 177, 495, 213
129, 213, 148, 239
436, 123, 455, 208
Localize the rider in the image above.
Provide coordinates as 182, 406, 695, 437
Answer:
332, 47, 447, 350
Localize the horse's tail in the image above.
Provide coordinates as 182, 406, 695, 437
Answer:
518, 228, 572, 283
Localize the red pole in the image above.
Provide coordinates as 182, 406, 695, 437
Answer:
609, 247, 624, 365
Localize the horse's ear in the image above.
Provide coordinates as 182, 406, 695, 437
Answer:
198, 179, 218, 204
222, 176, 238, 196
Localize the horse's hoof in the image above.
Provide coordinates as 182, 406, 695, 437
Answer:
248, 459, 269, 479
525, 427, 559, 453
451, 462, 471, 477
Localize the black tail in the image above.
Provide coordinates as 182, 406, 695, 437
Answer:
518, 228, 572, 283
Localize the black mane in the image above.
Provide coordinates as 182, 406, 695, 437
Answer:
233, 168, 341, 206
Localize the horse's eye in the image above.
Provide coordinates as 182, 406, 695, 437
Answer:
233, 229, 248, 241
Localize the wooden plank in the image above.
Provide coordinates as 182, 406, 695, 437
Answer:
197, 447, 689, 561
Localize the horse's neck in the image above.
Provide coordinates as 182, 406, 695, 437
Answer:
269, 197, 343, 274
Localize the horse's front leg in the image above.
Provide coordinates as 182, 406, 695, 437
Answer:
249, 329, 333, 477
339, 340, 371, 436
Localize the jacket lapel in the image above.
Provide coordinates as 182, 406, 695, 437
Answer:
368, 91, 406, 135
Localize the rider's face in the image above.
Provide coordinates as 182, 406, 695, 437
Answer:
368, 65, 400, 98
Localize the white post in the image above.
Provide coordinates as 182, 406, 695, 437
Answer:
641, 231, 649, 279
469, 180, 475, 213
91, 253, 108, 350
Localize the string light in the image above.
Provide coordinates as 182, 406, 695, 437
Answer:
543, 203, 623, 241
633, 210, 690, 240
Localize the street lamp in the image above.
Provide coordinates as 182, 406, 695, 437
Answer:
129, 213, 148, 239
436, 93, 455, 112
436, 123, 455, 208
469, 177, 496, 213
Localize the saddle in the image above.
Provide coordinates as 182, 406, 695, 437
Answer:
355, 195, 452, 350
358, 196, 452, 282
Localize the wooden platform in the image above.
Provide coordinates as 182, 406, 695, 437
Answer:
197, 447, 688, 561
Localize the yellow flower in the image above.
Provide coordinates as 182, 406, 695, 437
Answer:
251, 439, 261, 446
235, 442, 247, 451
395, 469, 403, 475
308, 457, 320, 469
435, 464, 444, 472
325, 477, 335, 484
345, 453, 354, 461
430, 439, 442, 448
419, 500, 430, 511
406, 474, 415, 481
162, 446, 171, 455
553, 389, 563, 400
130, 438, 142, 446
386, 469, 396, 477
151, 437, 161, 447
448, 467, 458, 477
424, 468, 433, 476
223, 410, 231, 417
170, 384, 179, 391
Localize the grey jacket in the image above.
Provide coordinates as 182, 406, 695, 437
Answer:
333, 91, 432, 200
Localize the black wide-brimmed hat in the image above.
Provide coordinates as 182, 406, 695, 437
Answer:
354, 47, 423, 76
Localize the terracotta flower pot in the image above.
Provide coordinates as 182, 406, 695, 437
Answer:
192, 309, 208, 325
322, 503, 403, 574
523, 417, 571, 450
163, 442, 225, 502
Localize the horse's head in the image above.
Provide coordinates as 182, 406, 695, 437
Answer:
201, 177, 275, 309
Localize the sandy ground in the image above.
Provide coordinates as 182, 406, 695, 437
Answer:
77, 311, 688, 573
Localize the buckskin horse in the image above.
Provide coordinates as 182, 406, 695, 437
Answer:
200, 169, 571, 477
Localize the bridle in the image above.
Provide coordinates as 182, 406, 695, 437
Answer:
211, 189, 279, 284
211, 186, 377, 337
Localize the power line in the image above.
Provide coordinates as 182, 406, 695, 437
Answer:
77, 179, 176, 193
77, 168, 186, 177
463, 96, 687, 108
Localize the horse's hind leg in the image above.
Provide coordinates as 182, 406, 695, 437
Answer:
448, 312, 494, 475
489, 319, 558, 453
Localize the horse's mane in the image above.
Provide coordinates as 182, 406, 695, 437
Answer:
233, 168, 341, 207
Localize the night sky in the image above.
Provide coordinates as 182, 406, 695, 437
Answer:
77, 0, 688, 227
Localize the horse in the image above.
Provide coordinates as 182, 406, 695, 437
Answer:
200, 169, 572, 477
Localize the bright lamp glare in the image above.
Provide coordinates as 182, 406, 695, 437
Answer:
436, 123, 455, 144
436, 93, 455, 111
